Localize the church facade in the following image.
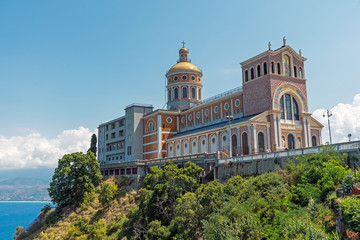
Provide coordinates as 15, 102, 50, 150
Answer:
98, 39, 323, 166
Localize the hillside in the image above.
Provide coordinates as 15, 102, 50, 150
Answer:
17, 147, 360, 240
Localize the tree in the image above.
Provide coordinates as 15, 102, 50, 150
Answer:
48, 151, 102, 206
88, 134, 97, 157
14, 226, 24, 239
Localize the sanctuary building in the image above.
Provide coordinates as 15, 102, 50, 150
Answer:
98, 38, 323, 166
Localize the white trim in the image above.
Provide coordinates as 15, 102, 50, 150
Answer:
162, 131, 178, 134
143, 132, 158, 138
143, 150, 159, 155
143, 141, 158, 146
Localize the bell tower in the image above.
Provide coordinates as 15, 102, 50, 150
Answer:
166, 43, 203, 111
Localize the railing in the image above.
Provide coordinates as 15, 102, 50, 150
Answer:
202, 86, 243, 104
218, 141, 360, 165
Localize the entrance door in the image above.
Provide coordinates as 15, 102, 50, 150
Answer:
288, 134, 295, 149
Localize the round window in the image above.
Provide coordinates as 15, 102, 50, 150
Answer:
188, 115, 192, 121
181, 117, 185, 123
205, 109, 209, 116
224, 103, 229, 110
168, 78, 171, 83
196, 112, 200, 118
166, 117, 172, 123
212, 138, 216, 143
202, 139, 206, 145
214, 106, 219, 113
182, 75, 187, 80
174, 76, 178, 81
177, 144, 180, 149
184, 143, 188, 148
191, 76, 195, 81
235, 99, 240, 107
198, 78, 201, 82
170, 146, 173, 151
193, 141, 196, 147
223, 135, 227, 142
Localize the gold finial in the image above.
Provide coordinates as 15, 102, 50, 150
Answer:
283, 36, 287, 46
268, 41, 271, 50
181, 41, 186, 48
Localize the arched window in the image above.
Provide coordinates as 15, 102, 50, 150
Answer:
182, 87, 188, 98
242, 132, 249, 155
168, 89, 171, 101
263, 62, 268, 75
294, 66, 297, 78
147, 122, 154, 132
288, 134, 295, 149
280, 94, 300, 121
251, 68, 254, 79
271, 62, 275, 73
258, 132, 265, 152
299, 67, 303, 78
277, 62, 281, 74
245, 70, 249, 82
257, 65, 261, 77
198, 89, 201, 99
191, 88, 196, 98
312, 136, 317, 147
232, 134, 237, 157
180, 55, 183, 61
174, 88, 179, 99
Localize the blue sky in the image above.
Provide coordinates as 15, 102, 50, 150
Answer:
0, 0, 360, 169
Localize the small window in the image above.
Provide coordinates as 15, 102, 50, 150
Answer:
235, 99, 240, 107
181, 117, 185, 123
168, 78, 171, 83
174, 76, 178, 81
214, 106, 219, 113
168, 89, 171, 101
299, 67, 303, 78
182, 75, 187, 80
198, 78, 201, 82
312, 136, 317, 147
224, 103, 229, 110
166, 117, 172, 123
184, 143, 188, 148
147, 122, 155, 132
212, 137, 216, 143
263, 62, 268, 75
196, 112, 201, 119
182, 87, 188, 98
277, 62, 281, 74
245, 70, 249, 82
193, 141, 196, 147
191, 76, 195, 81
202, 139, 206, 145
205, 109, 209, 116
251, 68, 254, 79
188, 114, 192, 121
294, 66, 297, 78
223, 135, 227, 142
191, 88, 196, 98
257, 65, 261, 77
174, 88, 179, 99
271, 61, 275, 73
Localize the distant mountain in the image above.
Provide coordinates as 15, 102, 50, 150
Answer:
0, 178, 49, 186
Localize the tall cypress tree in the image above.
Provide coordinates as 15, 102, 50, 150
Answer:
88, 133, 97, 157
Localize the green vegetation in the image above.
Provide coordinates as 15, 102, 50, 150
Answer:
48, 151, 102, 207
88, 134, 97, 157
18, 146, 360, 239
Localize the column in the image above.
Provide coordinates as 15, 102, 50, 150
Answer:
306, 118, 311, 147
237, 127, 240, 156
253, 125, 257, 153
157, 115, 162, 158
303, 118, 308, 147
248, 125, 252, 154
273, 115, 278, 147
266, 126, 271, 151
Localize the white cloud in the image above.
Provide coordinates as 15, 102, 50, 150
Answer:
0, 127, 94, 169
313, 93, 360, 144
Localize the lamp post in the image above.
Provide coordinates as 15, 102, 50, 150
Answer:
348, 133, 352, 142
226, 115, 234, 157
323, 110, 333, 144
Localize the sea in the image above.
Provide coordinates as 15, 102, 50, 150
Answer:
0, 201, 51, 240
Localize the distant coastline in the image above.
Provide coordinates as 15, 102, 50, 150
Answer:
0, 201, 51, 203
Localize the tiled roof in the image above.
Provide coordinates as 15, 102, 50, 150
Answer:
168, 113, 261, 139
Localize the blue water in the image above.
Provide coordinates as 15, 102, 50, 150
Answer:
0, 202, 51, 240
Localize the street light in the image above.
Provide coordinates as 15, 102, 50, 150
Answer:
323, 110, 333, 144
348, 133, 352, 142
226, 115, 234, 157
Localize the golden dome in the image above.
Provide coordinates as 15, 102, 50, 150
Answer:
167, 61, 201, 74
179, 47, 189, 53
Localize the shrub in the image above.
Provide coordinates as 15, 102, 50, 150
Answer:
339, 196, 360, 232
